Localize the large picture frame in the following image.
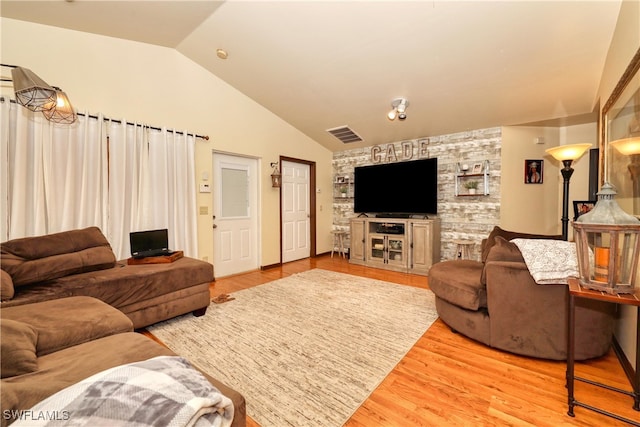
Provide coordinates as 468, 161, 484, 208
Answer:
573, 200, 595, 221
600, 47, 640, 216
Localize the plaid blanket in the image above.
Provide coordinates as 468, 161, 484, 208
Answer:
13, 356, 234, 427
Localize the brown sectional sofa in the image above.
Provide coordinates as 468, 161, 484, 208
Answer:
0, 296, 246, 427
1, 227, 212, 329
429, 226, 616, 360
0, 228, 246, 426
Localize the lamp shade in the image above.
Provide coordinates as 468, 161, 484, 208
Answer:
611, 136, 640, 156
10, 66, 57, 112
545, 143, 592, 161
42, 88, 77, 124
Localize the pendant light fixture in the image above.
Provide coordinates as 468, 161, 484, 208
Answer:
42, 87, 77, 124
8, 65, 57, 112
1, 64, 77, 124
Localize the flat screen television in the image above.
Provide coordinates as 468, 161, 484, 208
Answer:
354, 157, 438, 216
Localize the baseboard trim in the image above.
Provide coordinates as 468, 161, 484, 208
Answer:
261, 262, 281, 270
612, 335, 636, 388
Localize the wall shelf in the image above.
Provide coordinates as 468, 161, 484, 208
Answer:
455, 160, 490, 196
333, 173, 354, 200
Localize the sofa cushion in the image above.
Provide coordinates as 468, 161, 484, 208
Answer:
1, 296, 133, 356
480, 236, 525, 285
1, 256, 213, 314
429, 260, 486, 310
1, 269, 14, 301
481, 225, 563, 263
1, 227, 116, 287
1, 319, 38, 378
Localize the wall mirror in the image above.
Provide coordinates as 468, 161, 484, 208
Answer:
601, 47, 640, 216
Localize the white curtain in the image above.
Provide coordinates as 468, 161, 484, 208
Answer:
43, 112, 108, 233
107, 123, 198, 260
0, 99, 107, 241
1, 101, 199, 261
106, 120, 150, 258
148, 129, 198, 258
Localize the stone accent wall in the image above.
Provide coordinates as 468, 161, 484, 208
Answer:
332, 127, 501, 261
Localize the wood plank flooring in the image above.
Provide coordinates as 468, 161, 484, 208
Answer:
152, 255, 639, 426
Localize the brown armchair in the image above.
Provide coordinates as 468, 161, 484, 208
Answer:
429, 227, 615, 360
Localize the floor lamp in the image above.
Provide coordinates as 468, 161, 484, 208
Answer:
546, 143, 592, 240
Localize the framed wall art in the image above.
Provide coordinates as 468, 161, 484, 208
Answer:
573, 200, 595, 221
524, 159, 543, 184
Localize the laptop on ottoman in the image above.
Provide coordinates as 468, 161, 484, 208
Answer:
130, 229, 175, 259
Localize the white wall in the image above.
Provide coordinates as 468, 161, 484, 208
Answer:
500, 123, 595, 237
596, 0, 640, 372
0, 18, 334, 267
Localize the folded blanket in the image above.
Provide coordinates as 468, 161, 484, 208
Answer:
12, 356, 234, 427
511, 238, 579, 284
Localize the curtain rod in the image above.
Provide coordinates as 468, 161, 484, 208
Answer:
77, 111, 209, 141
0, 96, 209, 141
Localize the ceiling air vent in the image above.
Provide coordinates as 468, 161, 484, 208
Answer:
326, 126, 363, 144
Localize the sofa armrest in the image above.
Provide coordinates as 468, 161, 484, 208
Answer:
0, 296, 133, 356
485, 260, 615, 360
484, 260, 570, 359
1, 269, 14, 301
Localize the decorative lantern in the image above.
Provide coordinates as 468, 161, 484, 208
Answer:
270, 162, 281, 188
572, 183, 640, 294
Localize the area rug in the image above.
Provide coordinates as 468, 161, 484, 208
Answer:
148, 269, 437, 427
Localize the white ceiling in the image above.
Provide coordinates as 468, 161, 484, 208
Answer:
1, 0, 622, 152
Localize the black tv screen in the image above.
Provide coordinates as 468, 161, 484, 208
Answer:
354, 158, 438, 215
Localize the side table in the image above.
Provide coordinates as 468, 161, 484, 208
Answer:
331, 230, 347, 259
566, 278, 640, 426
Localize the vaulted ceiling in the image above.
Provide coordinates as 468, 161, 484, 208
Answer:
1, 1, 622, 151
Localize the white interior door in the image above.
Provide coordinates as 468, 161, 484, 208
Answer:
281, 160, 310, 263
212, 153, 259, 277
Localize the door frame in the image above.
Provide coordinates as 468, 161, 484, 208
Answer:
279, 155, 316, 263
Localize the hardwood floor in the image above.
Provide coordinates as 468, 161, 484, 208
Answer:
168, 255, 639, 426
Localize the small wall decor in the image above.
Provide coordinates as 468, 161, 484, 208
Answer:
573, 200, 596, 221
472, 163, 483, 174
524, 159, 543, 184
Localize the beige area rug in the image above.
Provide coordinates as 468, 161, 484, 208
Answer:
148, 269, 438, 427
